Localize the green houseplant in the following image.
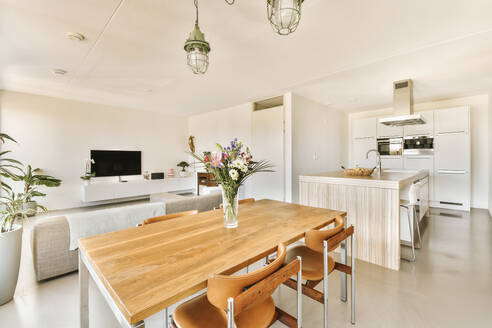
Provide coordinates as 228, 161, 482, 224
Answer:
177, 161, 190, 177
8, 165, 61, 216
0, 133, 25, 305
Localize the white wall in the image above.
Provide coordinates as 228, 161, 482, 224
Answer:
0, 90, 188, 210
188, 102, 253, 198
188, 95, 348, 204
291, 93, 347, 203
348, 94, 489, 209
489, 92, 492, 216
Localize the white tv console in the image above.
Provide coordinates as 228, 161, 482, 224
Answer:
82, 176, 196, 203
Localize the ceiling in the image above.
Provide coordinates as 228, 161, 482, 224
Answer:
2, 0, 492, 116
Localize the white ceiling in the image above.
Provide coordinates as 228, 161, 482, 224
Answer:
2, 0, 492, 116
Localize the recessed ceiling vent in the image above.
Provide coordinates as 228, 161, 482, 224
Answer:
378, 79, 426, 127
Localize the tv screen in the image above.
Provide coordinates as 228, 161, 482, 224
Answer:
91, 150, 141, 177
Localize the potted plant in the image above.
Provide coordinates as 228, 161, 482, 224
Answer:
0, 133, 26, 305
80, 158, 95, 185
177, 161, 190, 177
9, 165, 61, 216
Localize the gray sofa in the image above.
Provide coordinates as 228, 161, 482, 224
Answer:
31, 192, 222, 281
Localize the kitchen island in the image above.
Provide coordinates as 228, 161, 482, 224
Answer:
299, 169, 429, 271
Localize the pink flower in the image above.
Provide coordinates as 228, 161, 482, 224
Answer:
210, 151, 223, 168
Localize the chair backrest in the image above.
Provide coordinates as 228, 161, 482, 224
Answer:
305, 214, 346, 253
219, 198, 255, 209
142, 209, 199, 225
207, 243, 287, 312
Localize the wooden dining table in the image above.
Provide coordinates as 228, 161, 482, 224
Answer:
78, 199, 346, 328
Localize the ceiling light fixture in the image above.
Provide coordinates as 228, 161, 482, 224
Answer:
66, 31, 85, 41
267, 0, 303, 35
184, 0, 210, 75
52, 69, 67, 75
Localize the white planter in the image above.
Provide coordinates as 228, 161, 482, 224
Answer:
0, 225, 23, 305
179, 171, 188, 177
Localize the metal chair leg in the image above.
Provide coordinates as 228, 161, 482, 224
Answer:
227, 297, 235, 328
297, 256, 303, 328
401, 205, 416, 262
340, 219, 348, 303
413, 206, 422, 249
351, 234, 355, 325
323, 240, 329, 328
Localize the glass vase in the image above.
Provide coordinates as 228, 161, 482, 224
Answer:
221, 186, 239, 228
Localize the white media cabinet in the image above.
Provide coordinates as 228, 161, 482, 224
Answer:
82, 176, 196, 203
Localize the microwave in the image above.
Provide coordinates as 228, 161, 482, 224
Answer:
403, 136, 434, 155
377, 137, 403, 156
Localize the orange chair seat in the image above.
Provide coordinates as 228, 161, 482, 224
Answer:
173, 294, 276, 328
285, 245, 335, 281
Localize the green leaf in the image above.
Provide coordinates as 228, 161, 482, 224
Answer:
0, 133, 17, 144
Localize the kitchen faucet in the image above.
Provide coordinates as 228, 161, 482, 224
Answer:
366, 149, 382, 175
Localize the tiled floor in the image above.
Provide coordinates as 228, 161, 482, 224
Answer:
1, 207, 491, 327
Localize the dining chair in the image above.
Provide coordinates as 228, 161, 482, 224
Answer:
219, 198, 255, 209
141, 209, 199, 226
171, 243, 303, 328
282, 214, 355, 327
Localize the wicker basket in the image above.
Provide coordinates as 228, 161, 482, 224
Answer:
343, 167, 375, 176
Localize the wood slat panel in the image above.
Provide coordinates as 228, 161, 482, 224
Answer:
300, 181, 400, 271
78, 199, 345, 324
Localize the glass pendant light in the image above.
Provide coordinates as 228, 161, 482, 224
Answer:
184, 0, 210, 74
267, 0, 303, 36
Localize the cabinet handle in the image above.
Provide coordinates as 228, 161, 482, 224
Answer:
436, 131, 466, 136
405, 156, 432, 159
437, 170, 466, 174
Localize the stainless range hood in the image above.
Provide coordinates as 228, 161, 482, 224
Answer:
378, 79, 425, 127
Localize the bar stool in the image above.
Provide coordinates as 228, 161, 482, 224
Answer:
400, 182, 422, 262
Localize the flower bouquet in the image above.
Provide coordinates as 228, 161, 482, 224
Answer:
191, 139, 273, 228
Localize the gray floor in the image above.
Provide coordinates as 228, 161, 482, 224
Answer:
1, 207, 491, 327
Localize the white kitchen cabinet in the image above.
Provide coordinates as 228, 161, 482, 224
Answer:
404, 111, 434, 136
377, 117, 403, 138
434, 171, 470, 210
433, 126, 470, 211
353, 117, 377, 139
434, 106, 470, 134
434, 133, 470, 171
404, 155, 434, 201
352, 137, 377, 168
381, 156, 403, 169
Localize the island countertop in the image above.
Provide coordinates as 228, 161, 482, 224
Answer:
299, 169, 429, 190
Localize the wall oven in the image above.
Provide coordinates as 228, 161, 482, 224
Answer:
403, 135, 434, 155
377, 137, 403, 156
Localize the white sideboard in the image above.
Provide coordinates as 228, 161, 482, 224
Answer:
82, 176, 196, 203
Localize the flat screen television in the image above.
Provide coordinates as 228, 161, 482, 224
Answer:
90, 150, 141, 177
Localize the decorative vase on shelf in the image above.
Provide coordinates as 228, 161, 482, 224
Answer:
221, 185, 239, 228
179, 170, 188, 177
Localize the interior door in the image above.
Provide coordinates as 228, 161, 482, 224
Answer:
251, 106, 284, 201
